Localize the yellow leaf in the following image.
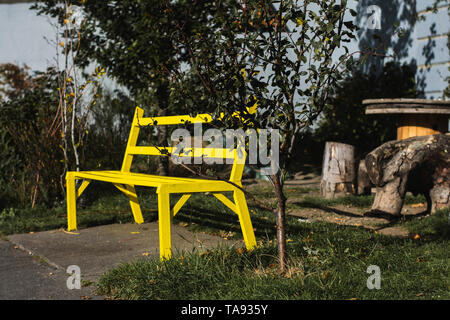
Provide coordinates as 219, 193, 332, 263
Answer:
411, 203, 424, 208
62, 230, 79, 235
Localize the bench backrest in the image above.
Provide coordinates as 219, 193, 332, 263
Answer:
121, 107, 247, 182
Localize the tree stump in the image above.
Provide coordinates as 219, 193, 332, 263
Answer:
320, 142, 356, 199
365, 134, 449, 216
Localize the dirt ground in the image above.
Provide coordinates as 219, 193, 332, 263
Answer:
245, 170, 429, 238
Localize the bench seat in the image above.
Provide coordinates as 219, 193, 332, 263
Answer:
68, 170, 243, 195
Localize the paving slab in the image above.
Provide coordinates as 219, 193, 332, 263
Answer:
7, 222, 239, 284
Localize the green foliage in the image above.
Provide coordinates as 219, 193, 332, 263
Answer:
0, 130, 20, 208
0, 64, 136, 208
166, 1, 358, 137
31, 0, 218, 116
0, 66, 63, 208
313, 62, 420, 159
83, 89, 135, 171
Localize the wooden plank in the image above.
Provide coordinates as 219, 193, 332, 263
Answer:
363, 98, 450, 116
366, 107, 450, 114
363, 98, 450, 105
396, 125, 403, 140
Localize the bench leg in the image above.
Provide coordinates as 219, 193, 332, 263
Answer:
234, 189, 257, 251
126, 185, 144, 224
158, 190, 172, 261
66, 173, 77, 231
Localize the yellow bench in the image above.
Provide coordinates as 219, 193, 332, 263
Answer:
66, 107, 257, 260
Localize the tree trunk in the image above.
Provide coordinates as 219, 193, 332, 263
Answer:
272, 172, 287, 273
320, 142, 356, 199
156, 108, 169, 176
371, 175, 408, 215
365, 134, 449, 216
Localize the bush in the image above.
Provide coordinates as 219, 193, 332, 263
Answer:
83, 89, 136, 171
313, 62, 420, 160
0, 64, 144, 208
0, 66, 62, 208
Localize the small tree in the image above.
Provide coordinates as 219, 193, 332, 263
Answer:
48, 2, 104, 192
165, 0, 358, 271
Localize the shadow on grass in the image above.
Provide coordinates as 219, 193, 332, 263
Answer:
174, 206, 278, 239
401, 208, 450, 241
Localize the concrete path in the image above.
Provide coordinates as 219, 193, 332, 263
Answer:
1, 222, 238, 300
0, 239, 98, 300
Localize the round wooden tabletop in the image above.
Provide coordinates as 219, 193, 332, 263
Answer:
363, 98, 450, 115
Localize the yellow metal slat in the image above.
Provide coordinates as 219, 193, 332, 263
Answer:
137, 113, 213, 126
127, 146, 238, 160
213, 193, 237, 214
172, 194, 192, 217
76, 179, 91, 199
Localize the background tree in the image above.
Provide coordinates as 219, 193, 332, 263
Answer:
32, 0, 221, 175
313, 61, 420, 161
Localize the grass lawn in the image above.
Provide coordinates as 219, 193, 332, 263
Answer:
1, 182, 448, 299
95, 202, 449, 300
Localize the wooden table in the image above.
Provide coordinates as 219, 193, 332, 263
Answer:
363, 98, 450, 140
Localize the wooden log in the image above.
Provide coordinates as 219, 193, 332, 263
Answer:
429, 157, 450, 212
371, 175, 408, 216
365, 134, 449, 216
320, 142, 356, 199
